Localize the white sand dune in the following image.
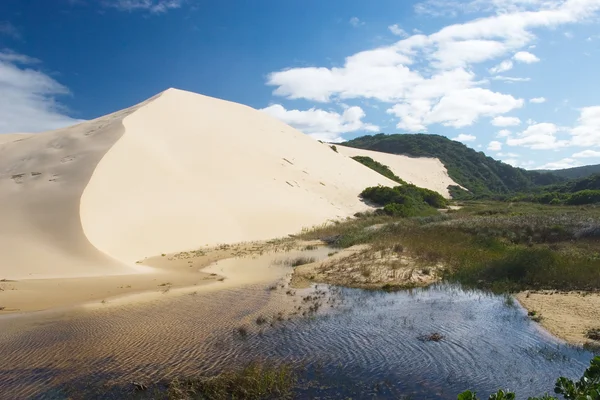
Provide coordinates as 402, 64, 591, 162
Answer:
0, 88, 456, 280
335, 145, 459, 198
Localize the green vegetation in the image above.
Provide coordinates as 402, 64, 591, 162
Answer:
285, 256, 316, 267
360, 184, 448, 217
510, 174, 600, 206
351, 156, 407, 184
166, 362, 296, 399
343, 134, 565, 197
459, 356, 600, 400
300, 201, 600, 292
541, 164, 600, 180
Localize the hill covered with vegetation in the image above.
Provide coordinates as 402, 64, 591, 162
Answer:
541, 163, 600, 179
343, 134, 566, 197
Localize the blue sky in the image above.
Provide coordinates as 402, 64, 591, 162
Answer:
1, 0, 600, 169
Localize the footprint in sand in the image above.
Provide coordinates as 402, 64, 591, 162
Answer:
60, 156, 76, 164
11, 174, 25, 184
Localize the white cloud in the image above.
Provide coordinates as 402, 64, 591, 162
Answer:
266, 0, 600, 137
530, 97, 546, 103
573, 150, 600, 158
0, 50, 81, 134
388, 24, 408, 37
497, 129, 512, 137
104, 0, 184, 13
488, 140, 503, 151
507, 122, 569, 149
570, 106, 600, 147
453, 133, 477, 142
497, 152, 519, 157
261, 104, 379, 142
349, 17, 364, 27
389, 87, 524, 131
489, 59, 513, 74
414, 0, 566, 16
564, 31, 574, 39
513, 51, 540, 63
491, 76, 531, 82
537, 158, 581, 170
491, 116, 521, 126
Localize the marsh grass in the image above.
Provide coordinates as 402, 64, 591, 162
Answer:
298, 201, 600, 292
166, 362, 296, 400
285, 257, 316, 267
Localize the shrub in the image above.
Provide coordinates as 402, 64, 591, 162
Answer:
459, 356, 600, 400
567, 190, 600, 205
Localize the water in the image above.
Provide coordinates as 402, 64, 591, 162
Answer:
0, 253, 595, 399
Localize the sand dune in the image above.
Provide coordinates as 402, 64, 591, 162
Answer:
335, 145, 459, 198
0, 88, 456, 281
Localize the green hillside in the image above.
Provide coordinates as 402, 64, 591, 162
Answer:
343, 133, 566, 197
540, 164, 600, 179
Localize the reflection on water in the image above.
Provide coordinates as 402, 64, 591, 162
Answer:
0, 255, 595, 399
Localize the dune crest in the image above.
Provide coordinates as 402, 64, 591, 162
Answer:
0, 88, 457, 280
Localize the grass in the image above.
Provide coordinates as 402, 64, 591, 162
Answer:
298, 201, 600, 292
166, 362, 296, 400
285, 256, 316, 267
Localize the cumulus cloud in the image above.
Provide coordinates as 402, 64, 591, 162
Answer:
389, 24, 408, 37
506, 122, 569, 149
497, 129, 512, 137
0, 50, 81, 134
491, 116, 521, 126
488, 140, 503, 151
104, 0, 184, 13
570, 106, 600, 147
513, 51, 540, 63
453, 133, 477, 142
267, 0, 600, 135
536, 158, 581, 170
573, 150, 600, 158
489, 59, 513, 74
530, 97, 546, 103
261, 104, 379, 142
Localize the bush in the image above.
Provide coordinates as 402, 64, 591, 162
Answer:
459, 356, 600, 400
351, 156, 407, 184
567, 190, 600, 205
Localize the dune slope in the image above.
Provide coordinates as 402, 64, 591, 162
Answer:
0, 88, 456, 280
80, 89, 399, 265
335, 145, 459, 198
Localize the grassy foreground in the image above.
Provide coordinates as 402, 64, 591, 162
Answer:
299, 201, 600, 292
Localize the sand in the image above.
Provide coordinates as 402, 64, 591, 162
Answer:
516, 291, 600, 345
0, 87, 455, 312
335, 144, 460, 198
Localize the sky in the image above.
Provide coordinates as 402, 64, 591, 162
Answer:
1, 0, 600, 170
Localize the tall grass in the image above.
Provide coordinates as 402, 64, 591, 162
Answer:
167, 362, 296, 400
298, 202, 600, 292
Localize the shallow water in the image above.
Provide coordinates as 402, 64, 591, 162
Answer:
0, 250, 596, 399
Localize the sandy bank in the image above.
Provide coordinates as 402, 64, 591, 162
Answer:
516, 291, 600, 346
291, 243, 441, 290
0, 239, 325, 314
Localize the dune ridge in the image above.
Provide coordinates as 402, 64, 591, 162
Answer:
0, 88, 458, 280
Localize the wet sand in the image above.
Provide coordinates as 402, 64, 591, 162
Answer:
516, 291, 600, 346
0, 238, 315, 314
0, 245, 333, 398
